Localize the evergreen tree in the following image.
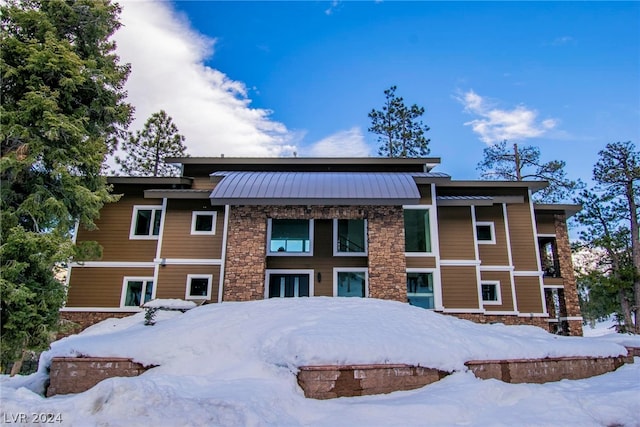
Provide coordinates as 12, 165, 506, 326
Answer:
116, 110, 187, 177
477, 140, 582, 203
0, 0, 132, 370
368, 85, 430, 158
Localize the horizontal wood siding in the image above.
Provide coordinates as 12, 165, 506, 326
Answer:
160, 200, 224, 259
66, 267, 154, 308
418, 184, 432, 205
514, 276, 544, 313
437, 206, 475, 260
535, 212, 556, 235
480, 270, 514, 311
190, 176, 215, 190
76, 195, 160, 261
266, 219, 367, 297
506, 203, 539, 271
440, 266, 479, 309
476, 205, 510, 266
405, 257, 437, 269
156, 265, 221, 302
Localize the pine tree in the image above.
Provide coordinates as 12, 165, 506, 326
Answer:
368, 86, 430, 158
477, 140, 582, 203
116, 110, 187, 177
0, 0, 132, 370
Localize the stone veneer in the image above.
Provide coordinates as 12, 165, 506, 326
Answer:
446, 312, 551, 330
58, 312, 133, 338
554, 213, 583, 336
223, 205, 407, 302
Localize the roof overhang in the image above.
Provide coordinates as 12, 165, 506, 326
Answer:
534, 204, 582, 218
208, 171, 421, 205
107, 177, 192, 186
438, 180, 549, 192
144, 189, 210, 199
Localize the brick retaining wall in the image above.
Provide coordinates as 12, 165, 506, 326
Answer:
46, 357, 150, 397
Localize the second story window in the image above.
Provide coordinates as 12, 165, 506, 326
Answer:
268, 219, 313, 255
334, 219, 367, 256
539, 236, 561, 278
476, 222, 496, 244
130, 206, 162, 239
404, 208, 432, 253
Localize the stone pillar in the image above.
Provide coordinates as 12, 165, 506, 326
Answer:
223, 206, 267, 301
554, 213, 583, 336
367, 206, 406, 302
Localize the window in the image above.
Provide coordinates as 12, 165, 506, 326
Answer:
186, 274, 213, 300
268, 219, 313, 255
481, 281, 502, 305
191, 211, 217, 235
404, 208, 432, 253
334, 269, 368, 297
130, 206, 162, 239
121, 278, 154, 307
407, 271, 434, 309
267, 273, 311, 298
539, 236, 561, 278
334, 219, 367, 256
476, 222, 496, 244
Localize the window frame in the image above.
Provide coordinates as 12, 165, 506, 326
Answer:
333, 219, 368, 256
129, 205, 163, 240
403, 206, 433, 256
120, 277, 154, 308
185, 274, 213, 300
264, 269, 315, 298
475, 221, 496, 245
190, 211, 217, 235
406, 269, 436, 309
333, 267, 369, 297
267, 219, 314, 256
480, 280, 502, 305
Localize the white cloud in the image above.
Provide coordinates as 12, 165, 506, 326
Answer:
304, 127, 371, 157
325, 0, 341, 16
458, 90, 558, 144
112, 1, 295, 160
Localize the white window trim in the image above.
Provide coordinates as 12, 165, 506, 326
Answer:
480, 280, 502, 305
185, 274, 213, 300
333, 219, 368, 256
406, 268, 437, 309
264, 269, 315, 298
403, 205, 434, 256
267, 219, 314, 256
120, 276, 154, 308
129, 205, 163, 240
190, 211, 217, 235
476, 221, 496, 244
333, 267, 369, 297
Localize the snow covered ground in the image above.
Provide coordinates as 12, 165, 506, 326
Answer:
2, 298, 639, 427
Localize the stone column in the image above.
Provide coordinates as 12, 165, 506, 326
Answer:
223, 206, 267, 301
554, 213, 583, 336
367, 206, 407, 302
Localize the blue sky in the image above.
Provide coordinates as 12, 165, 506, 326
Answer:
113, 1, 639, 189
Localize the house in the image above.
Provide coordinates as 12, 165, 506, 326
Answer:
62, 157, 583, 335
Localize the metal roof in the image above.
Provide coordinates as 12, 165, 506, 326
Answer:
209, 171, 421, 205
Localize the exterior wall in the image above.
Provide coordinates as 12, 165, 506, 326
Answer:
160, 200, 224, 259
437, 206, 475, 260
65, 267, 154, 308
156, 264, 221, 302
59, 312, 132, 337
440, 265, 479, 309
535, 212, 556, 235
190, 176, 215, 190
506, 202, 539, 271
554, 213, 583, 336
514, 276, 544, 313
417, 184, 432, 205
223, 205, 406, 302
405, 257, 437, 269
476, 204, 510, 266
479, 270, 515, 312
447, 312, 550, 329
76, 194, 160, 261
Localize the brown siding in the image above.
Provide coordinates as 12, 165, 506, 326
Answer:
76, 194, 160, 262
156, 264, 221, 302
440, 266, 479, 309
506, 202, 539, 271
480, 270, 514, 311
437, 206, 475, 260
476, 205, 510, 266
190, 176, 215, 190
535, 212, 556, 235
418, 184, 432, 205
66, 267, 154, 307
405, 257, 437, 269
160, 200, 224, 259
514, 276, 544, 313
266, 219, 367, 297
